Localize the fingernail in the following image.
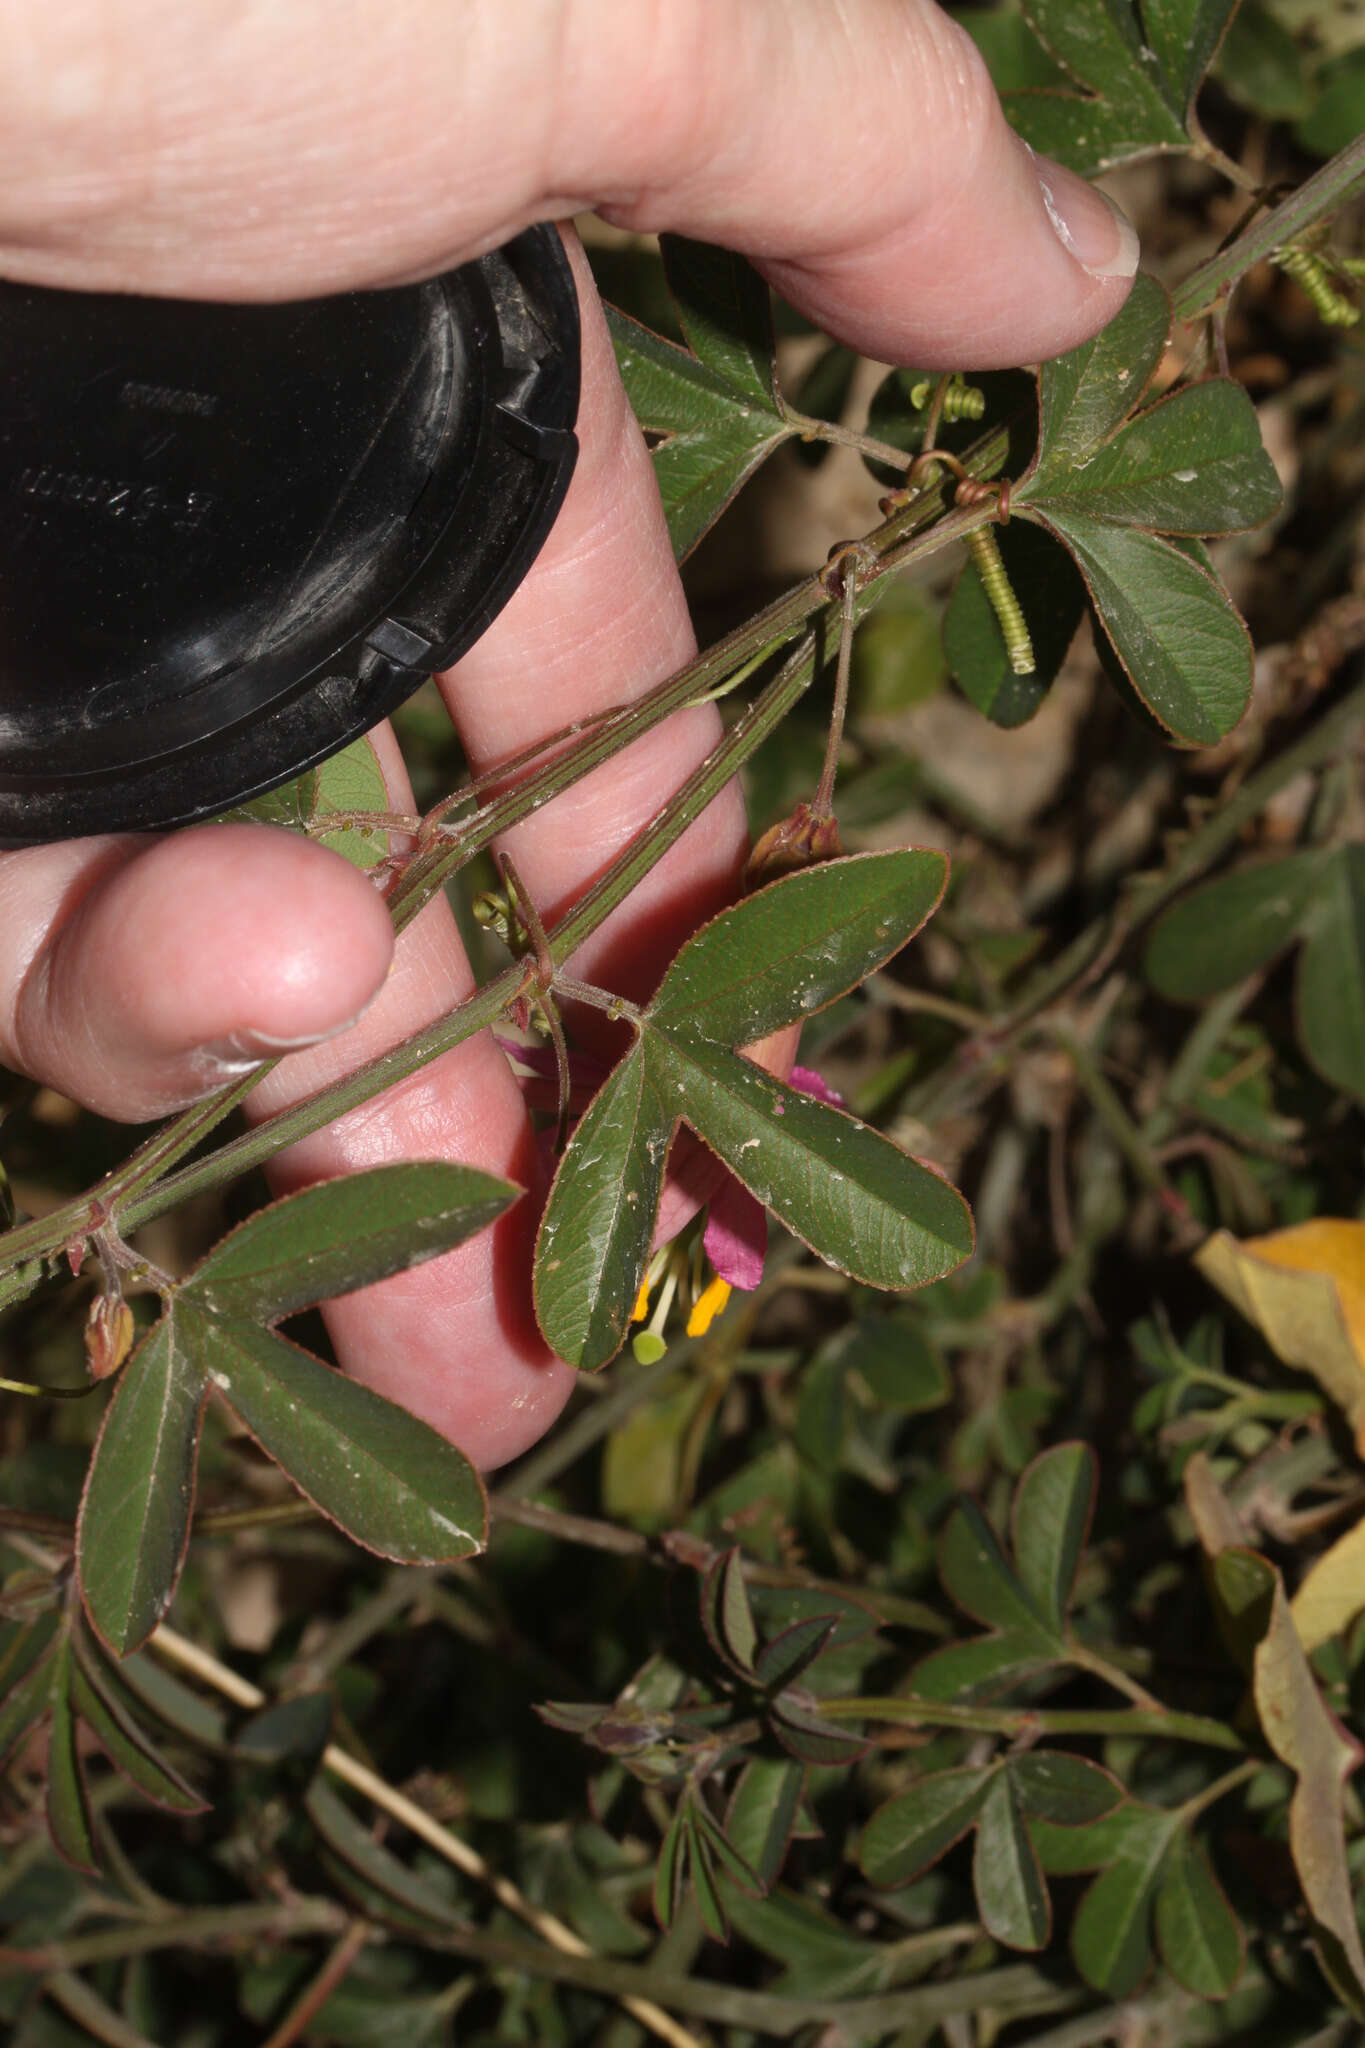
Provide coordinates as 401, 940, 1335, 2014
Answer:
193, 1018, 363, 1073
1029, 149, 1140, 280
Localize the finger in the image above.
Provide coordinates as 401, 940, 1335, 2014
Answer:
0, 824, 393, 1120
441, 232, 787, 1237
243, 721, 576, 1473
5, 0, 1134, 363
440, 234, 748, 1027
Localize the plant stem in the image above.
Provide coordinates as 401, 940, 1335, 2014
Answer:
42, 1971, 162, 2048
1052, 1022, 1188, 1219
258, 1919, 372, 2048
0, 1900, 347, 1973
416, 1923, 1068, 2037
818, 1695, 1247, 1751
1178, 1754, 1261, 1824
1064, 1639, 1164, 1712
814, 554, 863, 816
783, 408, 914, 472
487, 1496, 950, 1634
1174, 133, 1365, 322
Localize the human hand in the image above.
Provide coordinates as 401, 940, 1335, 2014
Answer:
0, 0, 1137, 1467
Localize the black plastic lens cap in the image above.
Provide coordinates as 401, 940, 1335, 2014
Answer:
0, 224, 579, 843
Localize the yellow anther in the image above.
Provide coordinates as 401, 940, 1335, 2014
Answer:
631, 1278, 651, 1323
686, 1275, 732, 1338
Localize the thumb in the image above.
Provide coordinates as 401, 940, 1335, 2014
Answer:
576, 0, 1140, 367
2, 0, 1135, 366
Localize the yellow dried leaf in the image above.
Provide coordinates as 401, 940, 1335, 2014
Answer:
1195, 1222, 1365, 1445
1292, 1517, 1365, 1653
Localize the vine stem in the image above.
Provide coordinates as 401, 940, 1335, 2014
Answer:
817, 1694, 1247, 1752
1064, 1639, 1164, 1712
1173, 131, 1365, 323
782, 407, 914, 472
142, 1624, 704, 2048
813, 551, 866, 815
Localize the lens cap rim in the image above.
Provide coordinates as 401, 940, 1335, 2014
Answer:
0, 223, 579, 845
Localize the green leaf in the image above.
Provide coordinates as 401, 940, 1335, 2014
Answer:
749, 1581, 879, 1652
180, 1307, 485, 1564
69, 1646, 205, 1813
685, 1811, 732, 1942
227, 734, 393, 871
0, 1633, 57, 1768
76, 1312, 207, 1656
701, 1547, 759, 1676
722, 1887, 908, 2000
959, 5, 1069, 90
1154, 1833, 1244, 1997
1146, 851, 1329, 1001
1215, 0, 1313, 118
843, 1315, 950, 1415
1068, 1804, 1178, 1997
1030, 275, 1172, 473
1030, 1800, 1142, 1874
1012, 1443, 1096, 1631
235, 1689, 333, 1769
1022, 380, 1281, 536
188, 1163, 518, 1323
607, 296, 789, 561
649, 1034, 973, 1291
46, 1643, 97, 1873
911, 1627, 1061, 1703
1009, 1751, 1123, 1825
534, 1040, 673, 1370
1140, 0, 1241, 115
938, 1498, 1050, 1635
770, 1690, 869, 1767
307, 1779, 463, 1929
1026, 513, 1251, 742
794, 1351, 848, 1474
945, 519, 1088, 728
753, 1615, 838, 1693
974, 1769, 1050, 1950
647, 851, 948, 1047
602, 1378, 708, 1529
692, 1798, 763, 1898
660, 236, 779, 413
1297, 846, 1365, 1107
1004, 0, 1224, 173
914, 1487, 1085, 1700
114, 1648, 229, 1748
860, 1767, 995, 1888
654, 1804, 688, 1928
724, 1758, 806, 1891
1295, 45, 1365, 157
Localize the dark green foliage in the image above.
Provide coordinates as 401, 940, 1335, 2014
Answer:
77, 1165, 513, 1652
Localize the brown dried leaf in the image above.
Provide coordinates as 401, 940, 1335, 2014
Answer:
1195, 1223, 1365, 1446
1292, 1517, 1365, 1653
1254, 1571, 1365, 2011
